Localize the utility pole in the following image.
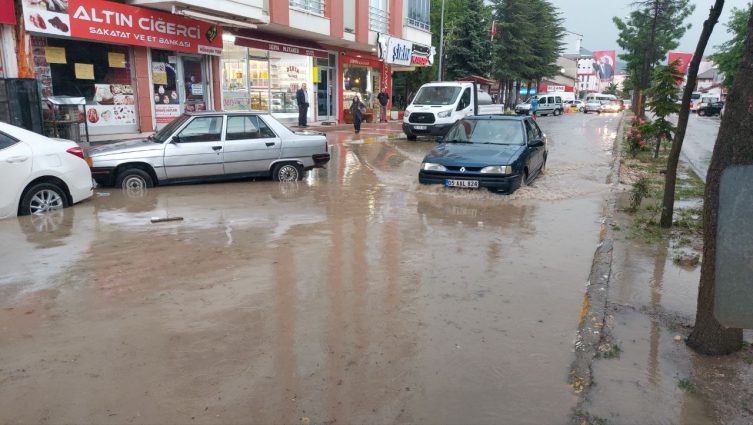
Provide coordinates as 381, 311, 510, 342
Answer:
438, 0, 445, 81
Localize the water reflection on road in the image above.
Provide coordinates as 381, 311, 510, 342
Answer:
0, 114, 620, 424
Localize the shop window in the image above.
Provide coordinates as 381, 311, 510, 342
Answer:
151, 49, 180, 125
221, 42, 249, 111
290, 0, 325, 16
344, 65, 380, 109
226, 115, 276, 140
176, 116, 223, 143
270, 52, 311, 115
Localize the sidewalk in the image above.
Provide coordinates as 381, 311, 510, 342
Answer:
82, 120, 404, 146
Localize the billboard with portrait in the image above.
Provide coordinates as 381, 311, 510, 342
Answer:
592, 50, 616, 82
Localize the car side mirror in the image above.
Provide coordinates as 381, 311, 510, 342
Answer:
171, 136, 181, 144
529, 139, 544, 147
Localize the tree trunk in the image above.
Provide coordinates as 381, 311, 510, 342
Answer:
661, 1, 725, 228
637, 0, 661, 118
686, 4, 752, 356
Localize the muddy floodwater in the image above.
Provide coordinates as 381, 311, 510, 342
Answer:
0, 114, 620, 424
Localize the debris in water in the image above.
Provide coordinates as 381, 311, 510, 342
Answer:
151, 216, 184, 223
674, 335, 684, 342
96, 192, 110, 197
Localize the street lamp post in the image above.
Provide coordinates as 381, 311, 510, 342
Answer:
438, 0, 445, 81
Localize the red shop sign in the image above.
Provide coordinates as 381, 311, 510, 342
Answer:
411, 55, 429, 66
0, 0, 15, 26
21, 0, 223, 55
343, 55, 382, 68
235, 37, 328, 59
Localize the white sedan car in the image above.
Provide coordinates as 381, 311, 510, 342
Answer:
0, 122, 93, 218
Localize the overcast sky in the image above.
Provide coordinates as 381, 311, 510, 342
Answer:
550, 0, 751, 55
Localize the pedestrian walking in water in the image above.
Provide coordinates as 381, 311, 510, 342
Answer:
350, 96, 366, 133
530, 96, 539, 120
377, 89, 389, 123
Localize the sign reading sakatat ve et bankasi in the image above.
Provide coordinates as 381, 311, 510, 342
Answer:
21, 0, 223, 55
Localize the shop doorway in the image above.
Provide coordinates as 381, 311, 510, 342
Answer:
179, 55, 209, 113
317, 67, 335, 122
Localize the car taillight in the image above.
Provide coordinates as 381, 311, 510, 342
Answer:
66, 146, 85, 160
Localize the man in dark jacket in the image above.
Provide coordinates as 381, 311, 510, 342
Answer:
296, 83, 309, 127
377, 89, 389, 123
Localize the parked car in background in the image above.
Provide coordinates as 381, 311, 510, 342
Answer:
567, 100, 584, 112
88, 112, 330, 189
418, 116, 547, 194
0, 122, 93, 219
583, 99, 605, 114
693, 96, 721, 114
697, 101, 724, 117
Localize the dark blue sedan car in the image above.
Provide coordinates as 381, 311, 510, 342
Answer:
418, 116, 547, 194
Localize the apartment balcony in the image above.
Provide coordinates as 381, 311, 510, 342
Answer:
289, 0, 330, 36
128, 0, 269, 26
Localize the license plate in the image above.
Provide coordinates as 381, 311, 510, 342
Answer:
413, 125, 427, 130
446, 179, 479, 188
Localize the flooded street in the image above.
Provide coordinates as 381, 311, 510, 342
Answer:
0, 113, 620, 424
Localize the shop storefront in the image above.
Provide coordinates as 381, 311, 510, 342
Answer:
20, 0, 223, 135
220, 34, 336, 123
340, 54, 387, 123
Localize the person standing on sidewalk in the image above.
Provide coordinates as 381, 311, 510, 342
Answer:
350, 96, 366, 134
377, 89, 389, 123
530, 96, 539, 120
296, 83, 309, 127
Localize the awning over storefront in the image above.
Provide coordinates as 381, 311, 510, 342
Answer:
20, 0, 224, 55
234, 35, 328, 59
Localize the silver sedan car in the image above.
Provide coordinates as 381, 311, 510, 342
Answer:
88, 112, 330, 189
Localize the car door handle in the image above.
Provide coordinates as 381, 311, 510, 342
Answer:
212, 146, 222, 151
265, 142, 275, 147
6, 155, 29, 163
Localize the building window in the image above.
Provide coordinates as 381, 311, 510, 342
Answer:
369, 0, 389, 33
289, 0, 325, 16
407, 0, 430, 31
344, 0, 355, 33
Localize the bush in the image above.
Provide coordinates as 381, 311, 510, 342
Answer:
630, 177, 651, 211
627, 117, 652, 156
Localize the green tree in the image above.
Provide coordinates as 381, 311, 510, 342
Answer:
646, 62, 682, 158
614, 0, 695, 116
710, 3, 751, 88
603, 83, 619, 96
444, 0, 493, 80
489, 0, 564, 107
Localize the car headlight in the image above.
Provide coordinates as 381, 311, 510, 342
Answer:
437, 110, 452, 118
404, 111, 411, 119
421, 162, 447, 172
480, 165, 512, 174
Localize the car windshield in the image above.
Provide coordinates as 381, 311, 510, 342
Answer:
444, 120, 525, 145
412, 86, 462, 105
152, 114, 191, 143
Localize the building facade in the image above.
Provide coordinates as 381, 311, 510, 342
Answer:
2, 0, 433, 138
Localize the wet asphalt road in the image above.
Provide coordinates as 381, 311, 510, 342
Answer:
667, 113, 721, 181
0, 112, 621, 424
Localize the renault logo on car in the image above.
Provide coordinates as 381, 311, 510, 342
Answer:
460, 167, 466, 173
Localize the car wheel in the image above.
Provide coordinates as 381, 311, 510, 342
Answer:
116, 168, 154, 191
406, 134, 417, 141
520, 169, 529, 188
19, 182, 68, 216
553, 108, 561, 116
698, 109, 706, 117
273, 163, 303, 182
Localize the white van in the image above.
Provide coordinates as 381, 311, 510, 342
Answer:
584, 94, 617, 102
403, 82, 504, 140
514, 94, 566, 116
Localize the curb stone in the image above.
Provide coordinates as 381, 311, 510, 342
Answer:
569, 115, 625, 423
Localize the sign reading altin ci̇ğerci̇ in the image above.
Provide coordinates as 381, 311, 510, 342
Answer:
21, 0, 223, 55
